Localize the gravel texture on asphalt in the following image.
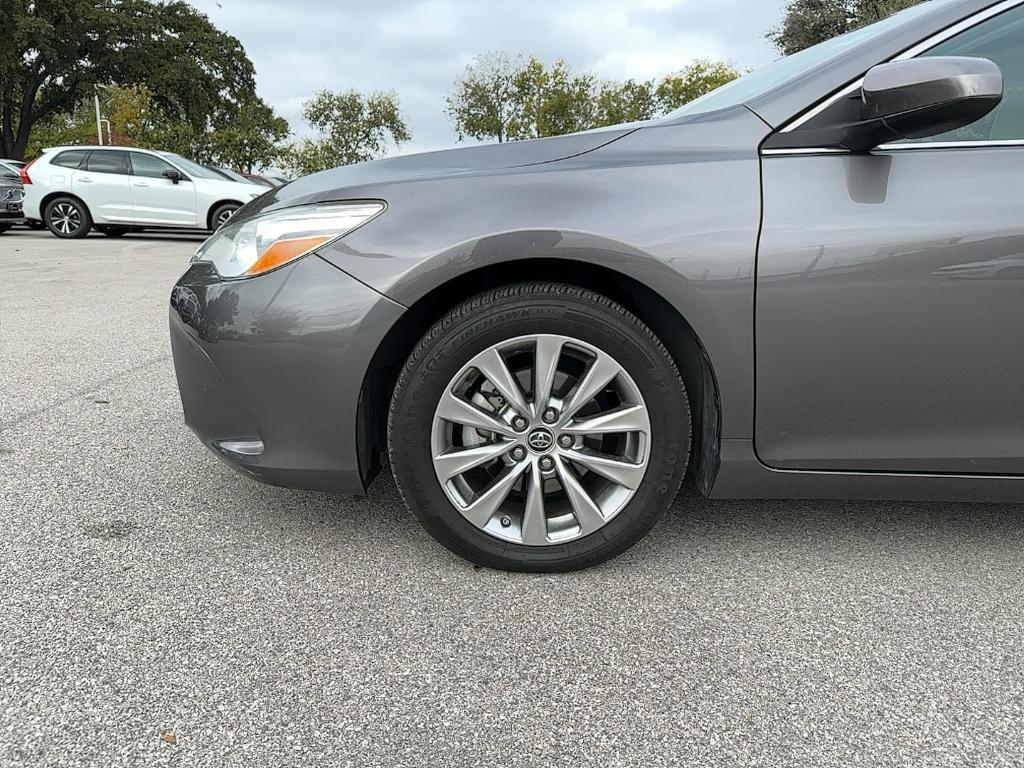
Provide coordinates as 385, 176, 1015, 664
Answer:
1, 229, 1023, 767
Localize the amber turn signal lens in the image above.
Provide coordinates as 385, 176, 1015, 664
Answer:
246, 235, 334, 276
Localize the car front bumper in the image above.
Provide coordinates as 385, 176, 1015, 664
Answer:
169, 255, 405, 494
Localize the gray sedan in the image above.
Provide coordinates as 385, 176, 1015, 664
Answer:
170, 0, 1024, 571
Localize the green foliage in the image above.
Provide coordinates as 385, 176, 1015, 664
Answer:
1, 0, 257, 159
25, 84, 289, 171
594, 79, 659, 126
210, 98, 290, 173
655, 59, 745, 113
444, 52, 522, 143
281, 90, 410, 176
447, 53, 743, 142
768, 0, 925, 55
508, 57, 597, 140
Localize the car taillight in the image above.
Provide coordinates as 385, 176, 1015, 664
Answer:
19, 158, 36, 185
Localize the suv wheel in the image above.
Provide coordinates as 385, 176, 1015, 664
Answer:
44, 197, 92, 239
388, 282, 691, 572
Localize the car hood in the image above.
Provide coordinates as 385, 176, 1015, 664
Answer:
195, 177, 264, 199
261, 126, 639, 207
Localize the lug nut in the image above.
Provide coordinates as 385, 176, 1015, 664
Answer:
511, 416, 529, 432
500, 516, 512, 528
542, 407, 559, 424
539, 456, 555, 472
558, 434, 573, 449
510, 446, 527, 462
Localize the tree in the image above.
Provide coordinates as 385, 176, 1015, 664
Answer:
210, 98, 290, 173
594, 79, 659, 126
447, 53, 743, 141
27, 84, 166, 156
768, 0, 925, 55
445, 52, 522, 143
1, 0, 256, 159
655, 60, 744, 113
509, 57, 598, 140
282, 90, 410, 176
25, 83, 286, 170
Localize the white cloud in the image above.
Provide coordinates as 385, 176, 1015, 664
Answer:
187, 0, 787, 155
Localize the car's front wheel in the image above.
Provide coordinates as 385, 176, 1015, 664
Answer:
388, 283, 691, 572
210, 203, 239, 230
44, 197, 92, 239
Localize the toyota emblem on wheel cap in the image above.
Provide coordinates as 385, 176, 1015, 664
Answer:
527, 428, 554, 452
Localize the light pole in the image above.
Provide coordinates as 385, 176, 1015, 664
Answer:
93, 84, 111, 145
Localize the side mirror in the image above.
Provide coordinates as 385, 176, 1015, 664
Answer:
162, 169, 182, 184
842, 57, 1003, 152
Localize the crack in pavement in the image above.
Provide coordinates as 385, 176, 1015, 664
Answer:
0, 354, 172, 432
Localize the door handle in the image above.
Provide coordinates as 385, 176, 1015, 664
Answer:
133, 182, 150, 187
78, 177, 93, 183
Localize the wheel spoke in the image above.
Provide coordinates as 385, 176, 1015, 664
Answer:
561, 352, 621, 421
533, 336, 563, 413
554, 456, 606, 535
562, 404, 648, 435
521, 462, 548, 545
435, 390, 516, 437
473, 347, 531, 416
462, 461, 529, 527
562, 447, 646, 490
433, 440, 515, 481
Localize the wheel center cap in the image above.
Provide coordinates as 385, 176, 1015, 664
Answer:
527, 428, 555, 453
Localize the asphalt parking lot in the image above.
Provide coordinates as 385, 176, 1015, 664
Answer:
2, 228, 1024, 767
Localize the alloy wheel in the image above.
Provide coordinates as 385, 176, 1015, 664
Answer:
51, 203, 81, 235
430, 333, 651, 546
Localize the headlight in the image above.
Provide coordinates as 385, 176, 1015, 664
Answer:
193, 201, 385, 278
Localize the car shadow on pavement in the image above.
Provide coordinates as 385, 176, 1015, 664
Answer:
241, 468, 1024, 574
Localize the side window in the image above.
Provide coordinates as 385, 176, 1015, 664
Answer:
52, 149, 89, 169
914, 4, 1024, 142
130, 152, 183, 180
84, 150, 129, 175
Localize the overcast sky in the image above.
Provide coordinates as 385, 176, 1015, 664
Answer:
185, 0, 789, 155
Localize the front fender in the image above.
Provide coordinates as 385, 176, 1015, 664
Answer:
316, 110, 768, 439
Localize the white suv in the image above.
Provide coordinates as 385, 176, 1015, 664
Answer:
22, 146, 266, 238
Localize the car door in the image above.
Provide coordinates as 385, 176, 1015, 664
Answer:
71, 150, 133, 223
128, 152, 198, 227
756, 2, 1024, 475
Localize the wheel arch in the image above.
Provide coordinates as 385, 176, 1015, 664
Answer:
206, 200, 244, 230
40, 191, 92, 219
357, 257, 722, 494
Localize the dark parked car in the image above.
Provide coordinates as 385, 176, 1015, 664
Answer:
0, 177, 25, 233
241, 173, 282, 188
171, 0, 1024, 571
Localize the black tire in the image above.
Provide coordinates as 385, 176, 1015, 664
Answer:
44, 196, 92, 239
96, 225, 129, 237
0, 225, 11, 234
388, 283, 691, 572
209, 202, 239, 230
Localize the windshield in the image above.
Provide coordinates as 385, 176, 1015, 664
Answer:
665, 0, 953, 120
159, 152, 227, 181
